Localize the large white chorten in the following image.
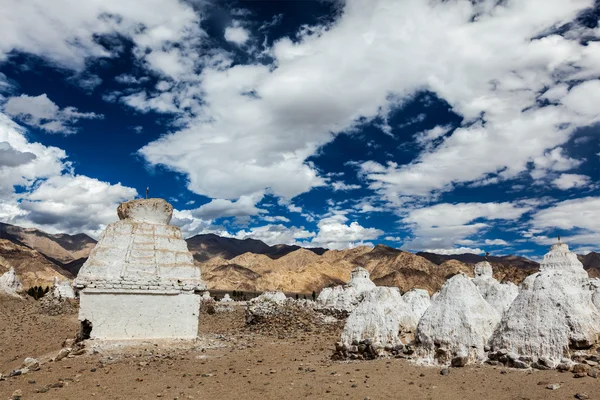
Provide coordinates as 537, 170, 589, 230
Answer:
317, 266, 376, 312
489, 241, 600, 364
74, 198, 206, 340
0, 267, 23, 298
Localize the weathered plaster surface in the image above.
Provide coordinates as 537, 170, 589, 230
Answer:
79, 290, 200, 339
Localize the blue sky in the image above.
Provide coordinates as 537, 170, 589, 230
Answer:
0, 0, 598, 258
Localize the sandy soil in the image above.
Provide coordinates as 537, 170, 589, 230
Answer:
1, 295, 598, 400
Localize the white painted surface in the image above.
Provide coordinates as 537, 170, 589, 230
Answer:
416, 274, 500, 365
490, 242, 600, 363
79, 290, 200, 340
0, 267, 22, 297
472, 261, 518, 314
591, 278, 600, 310
53, 276, 75, 299
342, 287, 417, 348
317, 266, 375, 312
220, 293, 233, 302
402, 288, 431, 320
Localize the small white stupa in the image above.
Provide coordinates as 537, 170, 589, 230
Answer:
341, 287, 418, 352
317, 266, 376, 312
220, 293, 234, 302
402, 288, 431, 320
416, 274, 501, 365
489, 240, 600, 365
74, 198, 206, 340
472, 261, 518, 315
52, 277, 76, 299
0, 267, 23, 298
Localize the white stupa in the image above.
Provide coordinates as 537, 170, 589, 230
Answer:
0, 267, 23, 298
416, 274, 501, 365
341, 287, 418, 350
402, 288, 431, 320
489, 241, 600, 364
317, 266, 376, 312
220, 293, 234, 302
472, 261, 518, 314
74, 198, 206, 340
52, 276, 76, 299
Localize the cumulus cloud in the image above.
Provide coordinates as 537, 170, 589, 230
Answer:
0, 141, 36, 167
0, 111, 138, 236
401, 201, 532, 251
331, 181, 361, 191
224, 23, 250, 45
308, 213, 383, 250
234, 224, 315, 246
552, 173, 591, 190
3, 94, 102, 134
191, 194, 266, 220
422, 247, 484, 256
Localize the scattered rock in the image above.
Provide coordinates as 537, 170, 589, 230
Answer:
10, 389, 23, 400
546, 383, 560, 390
440, 368, 450, 376
574, 393, 589, 400
55, 348, 71, 361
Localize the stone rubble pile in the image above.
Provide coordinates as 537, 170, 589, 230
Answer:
245, 291, 341, 337
39, 290, 78, 316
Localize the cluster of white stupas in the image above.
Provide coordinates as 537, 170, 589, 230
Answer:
331, 240, 600, 368
74, 198, 206, 340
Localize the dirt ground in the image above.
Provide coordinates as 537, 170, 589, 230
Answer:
1, 295, 598, 400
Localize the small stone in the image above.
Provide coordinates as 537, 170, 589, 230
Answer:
55, 348, 71, 361
573, 372, 587, 378
584, 360, 598, 367
511, 360, 529, 369
11, 389, 23, 400
22, 357, 40, 371
451, 356, 468, 368
572, 364, 589, 374
574, 393, 589, 400
546, 383, 560, 390
557, 363, 572, 372
587, 368, 598, 378
440, 368, 450, 376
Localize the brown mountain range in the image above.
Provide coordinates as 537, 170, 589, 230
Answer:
0, 222, 598, 292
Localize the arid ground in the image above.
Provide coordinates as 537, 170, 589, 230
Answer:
1, 295, 597, 400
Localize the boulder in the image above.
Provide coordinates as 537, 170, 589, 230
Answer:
416, 274, 501, 365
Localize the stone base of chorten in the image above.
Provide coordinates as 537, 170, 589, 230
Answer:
79, 289, 200, 340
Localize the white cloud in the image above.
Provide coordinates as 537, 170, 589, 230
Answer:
423, 247, 484, 256
16, 174, 137, 236
235, 224, 314, 246
331, 181, 361, 191
191, 194, 266, 220
224, 23, 250, 45
552, 173, 591, 190
309, 213, 383, 250
401, 201, 531, 251
531, 197, 600, 233
485, 239, 508, 246
0, 0, 204, 76
3, 94, 102, 134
